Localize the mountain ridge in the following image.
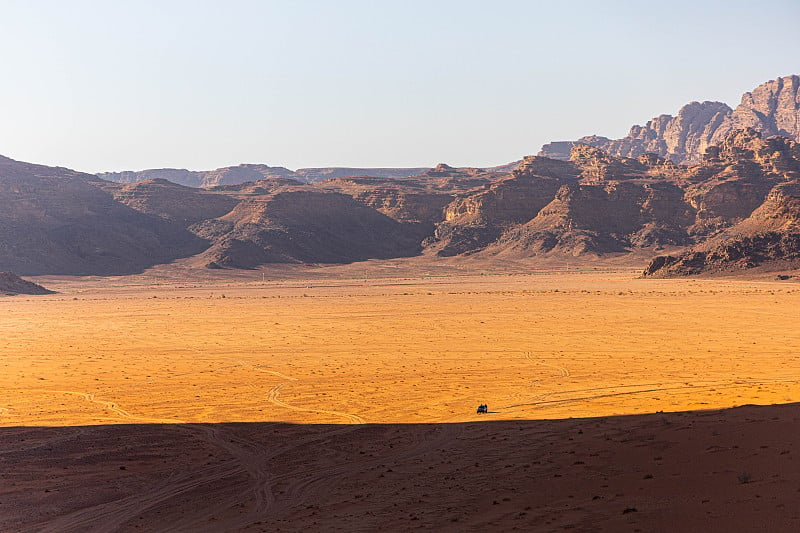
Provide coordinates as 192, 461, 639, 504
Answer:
3, 75, 800, 277
540, 75, 800, 165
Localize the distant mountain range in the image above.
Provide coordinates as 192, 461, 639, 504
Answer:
2, 75, 800, 277
97, 165, 432, 188
97, 163, 524, 188
540, 75, 800, 165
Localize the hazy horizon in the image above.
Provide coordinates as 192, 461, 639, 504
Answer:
1, 0, 798, 174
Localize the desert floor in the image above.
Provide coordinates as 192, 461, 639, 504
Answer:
2, 260, 800, 531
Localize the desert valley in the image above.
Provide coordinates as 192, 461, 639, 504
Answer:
3, 74, 800, 532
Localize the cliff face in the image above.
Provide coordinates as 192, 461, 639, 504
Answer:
484, 151, 695, 257
541, 75, 800, 165
713, 75, 800, 144
314, 165, 500, 225
7, 75, 800, 277
602, 101, 733, 165
644, 132, 800, 276
430, 157, 574, 256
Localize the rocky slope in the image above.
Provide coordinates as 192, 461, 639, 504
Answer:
0, 272, 53, 295
315, 164, 499, 225
478, 150, 693, 257
429, 158, 575, 256
0, 155, 208, 275
712, 75, 800, 146
192, 188, 428, 268
644, 131, 800, 276
541, 75, 800, 165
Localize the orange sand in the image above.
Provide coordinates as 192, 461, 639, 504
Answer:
2, 270, 800, 426
3, 267, 800, 531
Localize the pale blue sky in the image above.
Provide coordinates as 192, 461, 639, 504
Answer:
0, 0, 798, 173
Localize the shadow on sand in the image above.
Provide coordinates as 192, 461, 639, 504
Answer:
3, 403, 800, 532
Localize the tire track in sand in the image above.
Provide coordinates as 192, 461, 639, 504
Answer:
32, 460, 244, 533
524, 351, 570, 377
271, 423, 464, 515
240, 361, 365, 424
14, 389, 185, 424
501, 380, 777, 411
33, 424, 364, 533
266, 383, 365, 424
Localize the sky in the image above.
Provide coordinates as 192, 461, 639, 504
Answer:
0, 0, 798, 173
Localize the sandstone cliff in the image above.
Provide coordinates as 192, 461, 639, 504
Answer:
430, 157, 574, 256
484, 149, 694, 257
645, 131, 800, 276
541, 75, 800, 165
713, 75, 800, 145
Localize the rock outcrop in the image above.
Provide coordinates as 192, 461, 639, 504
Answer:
713, 75, 800, 145
7, 74, 800, 277
537, 136, 610, 161
430, 157, 575, 256
645, 133, 800, 276
0, 272, 53, 295
541, 75, 800, 165
484, 149, 695, 257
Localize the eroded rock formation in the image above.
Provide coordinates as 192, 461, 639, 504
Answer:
541, 75, 800, 165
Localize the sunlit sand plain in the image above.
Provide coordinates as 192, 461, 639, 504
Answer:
4, 262, 800, 531
3, 265, 800, 427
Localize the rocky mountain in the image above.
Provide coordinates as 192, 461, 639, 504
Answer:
0, 154, 500, 274
0, 155, 208, 275
711, 75, 800, 146
644, 130, 800, 276
540, 75, 800, 165
5, 74, 800, 277
425, 127, 800, 272
98, 165, 431, 187
5, 129, 796, 276
294, 167, 430, 183
429, 158, 576, 256
0, 272, 53, 295
476, 150, 693, 257
97, 164, 298, 188
190, 186, 430, 269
